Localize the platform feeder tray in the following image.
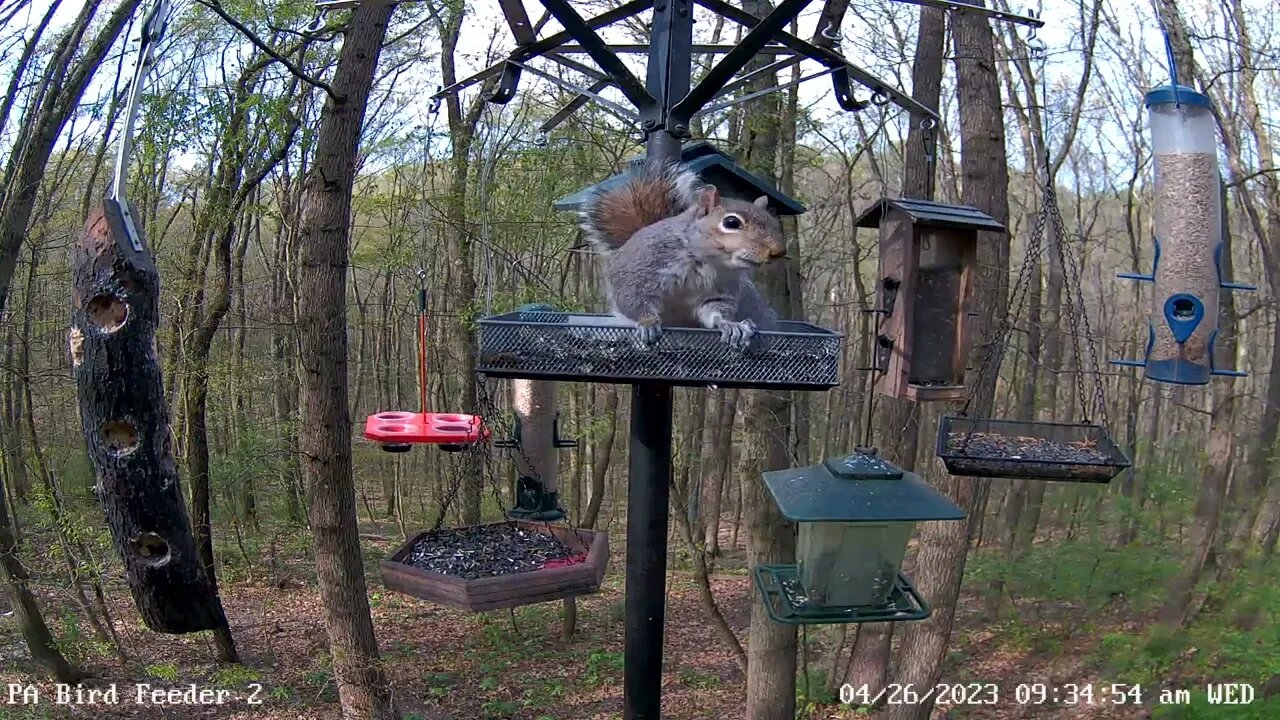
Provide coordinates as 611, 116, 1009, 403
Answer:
380, 521, 608, 612
936, 416, 1130, 482
476, 311, 841, 391
753, 564, 930, 625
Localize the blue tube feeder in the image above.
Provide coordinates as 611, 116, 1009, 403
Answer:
1112, 84, 1253, 385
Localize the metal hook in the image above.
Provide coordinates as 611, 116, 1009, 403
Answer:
306, 12, 326, 33
110, 0, 172, 251
820, 22, 842, 43
429, 86, 443, 115
534, 132, 549, 147
871, 91, 890, 107
919, 117, 937, 132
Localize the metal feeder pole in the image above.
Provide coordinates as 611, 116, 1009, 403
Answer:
624, 2, 692, 718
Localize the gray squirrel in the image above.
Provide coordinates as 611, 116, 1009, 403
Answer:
578, 161, 786, 349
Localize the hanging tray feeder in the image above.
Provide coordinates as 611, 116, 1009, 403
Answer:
936, 416, 1130, 483
380, 521, 608, 612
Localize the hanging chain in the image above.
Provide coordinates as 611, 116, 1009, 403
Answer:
1044, 185, 1111, 432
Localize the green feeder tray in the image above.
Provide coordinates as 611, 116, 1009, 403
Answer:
754, 564, 930, 625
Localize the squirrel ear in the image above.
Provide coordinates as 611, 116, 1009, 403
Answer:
696, 186, 720, 216
753, 195, 769, 208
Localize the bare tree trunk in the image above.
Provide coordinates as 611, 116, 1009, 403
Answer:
884, 3, 1009, 717
849, 5, 945, 697
296, 4, 400, 718
701, 390, 738, 557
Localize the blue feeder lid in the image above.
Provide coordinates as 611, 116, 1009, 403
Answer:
1144, 84, 1211, 109
762, 449, 966, 524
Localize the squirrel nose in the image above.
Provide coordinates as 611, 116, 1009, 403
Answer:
769, 245, 787, 260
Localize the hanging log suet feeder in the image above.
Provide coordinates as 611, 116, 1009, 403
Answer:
70, 0, 229, 634
855, 198, 1005, 402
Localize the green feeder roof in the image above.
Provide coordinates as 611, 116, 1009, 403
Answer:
762, 450, 966, 523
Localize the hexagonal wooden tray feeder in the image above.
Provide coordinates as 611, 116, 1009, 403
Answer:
379, 521, 608, 612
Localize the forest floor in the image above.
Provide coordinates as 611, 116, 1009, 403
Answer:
1, 515, 1277, 720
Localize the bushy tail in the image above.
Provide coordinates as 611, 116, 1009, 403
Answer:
578, 160, 700, 252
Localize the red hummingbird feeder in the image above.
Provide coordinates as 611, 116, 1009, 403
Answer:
364, 272, 488, 452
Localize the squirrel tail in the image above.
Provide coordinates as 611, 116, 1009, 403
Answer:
579, 160, 701, 252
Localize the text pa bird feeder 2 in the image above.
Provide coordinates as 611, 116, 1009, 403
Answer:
854, 199, 1006, 402
754, 449, 965, 625
1113, 84, 1253, 385
363, 275, 489, 452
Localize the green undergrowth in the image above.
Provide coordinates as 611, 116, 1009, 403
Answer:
970, 534, 1280, 718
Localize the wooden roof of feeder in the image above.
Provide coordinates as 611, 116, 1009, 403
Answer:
554, 141, 806, 216
853, 198, 1006, 232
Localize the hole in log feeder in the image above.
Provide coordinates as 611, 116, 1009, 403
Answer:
101, 420, 139, 457
130, 532, 170, 566
87, 294, 128, 332
1171, 298, 1196, 319
68, 326, 84, 368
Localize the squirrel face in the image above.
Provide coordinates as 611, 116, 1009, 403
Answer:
690, 186, 787, 269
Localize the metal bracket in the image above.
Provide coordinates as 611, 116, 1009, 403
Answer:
494, 412, 579, 450
693, 0, 936, 120
668, 0, 814, 126
536, 0, 656, 113
110, 0, 172, 252
486, 62, 523, 104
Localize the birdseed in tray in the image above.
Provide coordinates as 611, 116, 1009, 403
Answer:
936, 417, 1129, 482
401, 523, 577, 579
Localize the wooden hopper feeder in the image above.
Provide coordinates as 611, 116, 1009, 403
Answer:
380, 521, 608, 612
855, 199, 1006, 402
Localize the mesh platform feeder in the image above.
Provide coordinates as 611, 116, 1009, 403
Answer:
69, 0, 231, 633
1112, 82, 1253, 384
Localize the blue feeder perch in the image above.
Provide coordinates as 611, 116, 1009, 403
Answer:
1112, 84, 1253, 384
755, 448, 965, 625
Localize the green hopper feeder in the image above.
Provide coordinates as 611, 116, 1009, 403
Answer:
755, 448, 965, 625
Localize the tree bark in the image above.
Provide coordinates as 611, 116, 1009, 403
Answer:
296, 3, 400, 718
848, 5, 945, 698
72, 200, 229, 634
884, 3, 1009, 718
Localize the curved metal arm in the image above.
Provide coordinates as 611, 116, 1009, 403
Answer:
110, 0, 171, 205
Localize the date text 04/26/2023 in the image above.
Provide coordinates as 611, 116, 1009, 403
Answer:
840, 682, 1147, 706
5, 683, 266, 706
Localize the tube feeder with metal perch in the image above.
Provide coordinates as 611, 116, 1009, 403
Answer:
1112, 83, 1253, 385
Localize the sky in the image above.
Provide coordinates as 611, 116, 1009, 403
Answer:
2, 0, 1266, 186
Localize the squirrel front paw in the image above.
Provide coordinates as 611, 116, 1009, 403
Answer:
716, 319, 756, 351
634, 316, 663, 348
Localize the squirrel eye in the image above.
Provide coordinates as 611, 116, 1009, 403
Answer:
721, 214, 743, 230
